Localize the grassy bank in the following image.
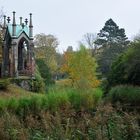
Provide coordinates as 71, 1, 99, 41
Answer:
0, 84, 104, 139
0, 84, 140, 140
0, 85, 103, 112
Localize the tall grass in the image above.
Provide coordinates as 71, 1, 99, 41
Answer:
109, 85, 140, 106
0, 85, 140, 139
0, 86, 103, 114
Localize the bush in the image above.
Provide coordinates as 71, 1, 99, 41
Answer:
108, 41, 140, 87
30, 78, 45, 93
36, 59, 54, 85
0, 79, 10, 90
30, 65, 45, 93
109, 85, 140, 106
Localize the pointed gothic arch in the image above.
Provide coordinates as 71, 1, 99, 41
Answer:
18, 37, 29, 72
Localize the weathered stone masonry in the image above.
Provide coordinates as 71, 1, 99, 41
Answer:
1, 12, 35, 77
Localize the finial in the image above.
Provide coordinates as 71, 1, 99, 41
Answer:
22, 23, 25, 29
25, 18, 28, 25
7, 17, 10, 23
20, 17, 22, 25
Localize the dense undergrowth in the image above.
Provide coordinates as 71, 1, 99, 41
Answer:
0, 102, 139, 140
109, 85, 140, 106
0, 85, 102, 112
0, 84, 140, 140
0, 85, 104, 139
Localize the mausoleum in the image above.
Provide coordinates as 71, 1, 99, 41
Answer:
1, 11, 35, 77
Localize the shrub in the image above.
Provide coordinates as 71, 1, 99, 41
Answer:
36, 59, 54, 85
0, 78, 10, 90
109, 85, 140, 106
30, 65, 45, 93
108, 41, 140, 88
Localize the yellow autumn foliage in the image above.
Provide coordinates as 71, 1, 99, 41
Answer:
61, 45, 100, 89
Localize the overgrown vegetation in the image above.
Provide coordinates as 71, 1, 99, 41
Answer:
0, 86, 102, 112
30, 65, 45, 93
61, 45, 100, 89
0, 79, 10, 90
108, 41, 140, 87
109, 85, 140, 106
0, 101, 139, 140
36, 58, 54, 85
0, 85, 140, 140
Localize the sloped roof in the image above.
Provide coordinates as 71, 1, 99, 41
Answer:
7, 24, 29, 38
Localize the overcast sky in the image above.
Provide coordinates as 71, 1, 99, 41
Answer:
1, 0, 140, 51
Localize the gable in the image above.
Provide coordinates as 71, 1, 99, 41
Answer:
17, 32, 30, 43
6, 24, 29, 39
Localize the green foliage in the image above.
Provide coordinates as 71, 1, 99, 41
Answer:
108, 41, 140, 87
30, 65, 45, 93
96, 43, 129, 75
92, 103, 140, 140
108, 85, 140, 106
0, 86, 103, 139
95, 19, 129, 75
0, 85, 139, 140
0, 101, 139, 140
34, 34, 59, 75
0, 87, 102, 113
62, 45, 100, 89
0, 78, 10, 90
36, 58, 54, 85
95, 18, 129, 45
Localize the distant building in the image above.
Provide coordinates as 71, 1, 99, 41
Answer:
1, 12, 35, 77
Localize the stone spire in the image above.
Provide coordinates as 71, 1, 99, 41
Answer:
29, 13, 33, 38
3, 15, 7, 35
12, 11, 16, 37
20, 17, 22, 25
3, 15, 6, 28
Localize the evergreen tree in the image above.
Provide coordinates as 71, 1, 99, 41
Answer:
95, 18, 129, 45
95, 19, 130, 76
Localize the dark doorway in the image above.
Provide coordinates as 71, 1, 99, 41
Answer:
18, 38, 29, 72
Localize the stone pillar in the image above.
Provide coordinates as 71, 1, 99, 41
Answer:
29, 13, 33, 38
20, 17, 22, 25
1, 41, 6, 77
29, 13, 34, 76
12, 11, 16, 37
29, 40, 34, 76
3, 15, 7, 35
11, 40, 18, 77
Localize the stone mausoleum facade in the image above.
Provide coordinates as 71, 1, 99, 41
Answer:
1, 11, 35, 77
